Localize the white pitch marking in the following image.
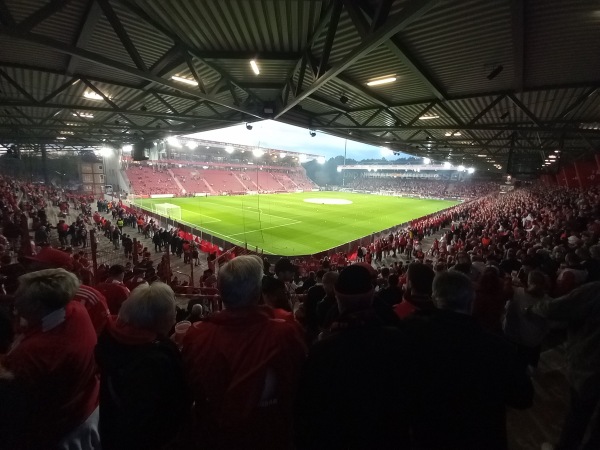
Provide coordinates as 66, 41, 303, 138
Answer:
199, 200, 295, 221
228, 220, 302, 237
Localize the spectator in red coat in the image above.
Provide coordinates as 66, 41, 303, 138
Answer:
182, 255, 306, 449
0, 269, 99, 449
72, 284, 111, 336
394, 262, 435, 319
95, 264, 131, 315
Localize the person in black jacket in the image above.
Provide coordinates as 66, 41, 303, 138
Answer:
406, 270, 533, 450
96, 282, 190, 450
295, 264, 415, 449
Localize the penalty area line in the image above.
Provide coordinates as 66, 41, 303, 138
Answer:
228, 220, 301, 237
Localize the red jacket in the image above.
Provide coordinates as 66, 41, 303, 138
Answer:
4, 301, 99, 449
72, 284, 110, 335
95, 281, 131, 315
182, 306, 306, 449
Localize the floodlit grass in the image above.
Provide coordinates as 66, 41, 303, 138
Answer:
135, 192, 459, 256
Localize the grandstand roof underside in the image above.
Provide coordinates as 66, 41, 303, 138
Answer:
0, 0, 599, 175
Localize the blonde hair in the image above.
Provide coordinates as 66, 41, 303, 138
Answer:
218, 255, 263, 308
118, 282, 175, 330
16, 268, 80, 310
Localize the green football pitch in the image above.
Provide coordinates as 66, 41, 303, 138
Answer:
134, 192, 459, 256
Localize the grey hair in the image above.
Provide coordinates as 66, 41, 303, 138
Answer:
16, 268, 80, 311
217, 255, 263, 308
432, 270, 474, 314
118, 282, 175, 330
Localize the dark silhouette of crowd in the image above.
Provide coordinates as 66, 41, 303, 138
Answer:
0, 173, 599, 450
348, 177, 498, 200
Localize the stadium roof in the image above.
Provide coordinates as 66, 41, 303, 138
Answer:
0, 0, 599, 174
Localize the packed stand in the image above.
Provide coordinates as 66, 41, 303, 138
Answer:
347, 177, 498, 200
1, 179, 600, 450
125, 161, 316, 197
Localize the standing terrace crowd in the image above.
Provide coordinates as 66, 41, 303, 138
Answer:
0, 175, 599, 449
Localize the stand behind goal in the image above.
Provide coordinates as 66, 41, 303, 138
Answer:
154, 203, 182, 220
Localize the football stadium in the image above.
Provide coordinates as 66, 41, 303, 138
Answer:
135, 192, 460, 255
1, 1, 600, 449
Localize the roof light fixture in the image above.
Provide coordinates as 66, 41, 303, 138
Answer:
73, 112, 94, 118
445, 132, 452, 136
224, 146, 234, 154
549, 155, 556, 159
252, 148, 264, 158
419, 115, 439, 120
171, 75, 198, 86
366, 76, 397, 86
250, 60, 260, 75
83, 90, 106, 101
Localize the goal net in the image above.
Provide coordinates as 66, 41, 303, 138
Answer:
154, 202, 182, 220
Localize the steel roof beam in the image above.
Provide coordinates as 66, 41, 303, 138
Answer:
67, 0, 102, 74
406, 102, 437, 126
276, 0, 442, 118
15, 0, 73, 33
322, 81, 600, 115
151, 92, 178, 115
40, 77, 79, 104
149, 44, 183, 75
556, 87, 598, 121
97, 0, 147, 71
0, 100, 234, 122
0, 68, 38, 103
183, 51, 206, 94
0, 30, 262, 118
348, 1, 447, 100
468, 95, 506, 125
508, 94, 544, 128
318, 0, 343, 78
118, 0, 261, 106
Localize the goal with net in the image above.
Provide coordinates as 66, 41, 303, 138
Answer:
153, 203, 182, 220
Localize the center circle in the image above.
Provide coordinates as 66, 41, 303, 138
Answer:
303, 198, 353, 205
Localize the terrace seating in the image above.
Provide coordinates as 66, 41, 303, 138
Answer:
125, 165, 179, 196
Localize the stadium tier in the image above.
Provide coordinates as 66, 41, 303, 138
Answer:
125, 162, 317, 197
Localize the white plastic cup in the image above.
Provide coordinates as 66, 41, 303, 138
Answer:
173, 320, 191, 346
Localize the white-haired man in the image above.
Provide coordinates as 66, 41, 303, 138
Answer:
407, 270, 533, 450
182, 255, 306, 449
96, 282, 189, 450
0, 268, 99, 450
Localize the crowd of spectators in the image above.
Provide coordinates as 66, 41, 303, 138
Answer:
125, 161, 316, 197
1, 171, 600, 450
347, 177, 498, 200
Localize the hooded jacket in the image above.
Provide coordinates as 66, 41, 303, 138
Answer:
95, 319, 189, 450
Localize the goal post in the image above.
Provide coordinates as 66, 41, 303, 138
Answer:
154, 202, 182, 220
